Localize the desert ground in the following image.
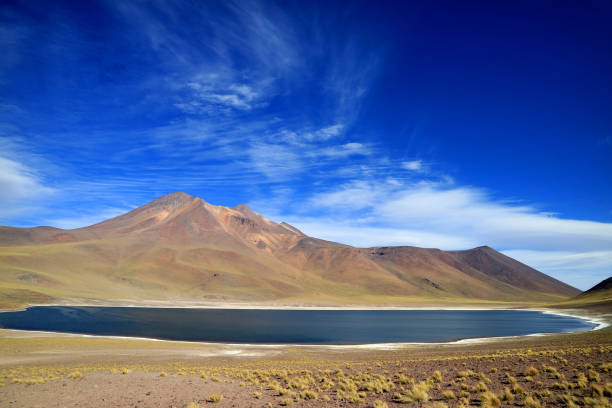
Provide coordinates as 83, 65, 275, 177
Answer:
0, 307, 610, 408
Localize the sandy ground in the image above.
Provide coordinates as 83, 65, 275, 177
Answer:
2, 339, 608, 408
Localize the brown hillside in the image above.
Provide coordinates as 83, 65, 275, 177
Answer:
446, 246, 579, 297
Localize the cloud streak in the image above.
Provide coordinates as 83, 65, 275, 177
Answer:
502, 250, 612, 291
303, 180, 612, 251
0, 156, 54, 202
0, 136, 57, 222
402, 160, 424, 171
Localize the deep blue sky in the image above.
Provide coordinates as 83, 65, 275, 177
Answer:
1, 0, 610, 289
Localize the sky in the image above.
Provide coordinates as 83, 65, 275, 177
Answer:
1, 0, 611, 290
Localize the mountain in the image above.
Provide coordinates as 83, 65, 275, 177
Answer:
0, 192, 580, 309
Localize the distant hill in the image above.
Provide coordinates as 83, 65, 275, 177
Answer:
554, 277, 612, 310
581, 277, 612, 295
0, 192, 580, 309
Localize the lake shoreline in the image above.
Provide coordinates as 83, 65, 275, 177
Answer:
0, 304, 607, 348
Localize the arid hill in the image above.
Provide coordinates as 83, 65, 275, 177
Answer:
581, 277, 612, 295
554, 277, 612, 310
0, 192, 580, 309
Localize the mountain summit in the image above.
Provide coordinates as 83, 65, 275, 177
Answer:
0, 192, 579, 308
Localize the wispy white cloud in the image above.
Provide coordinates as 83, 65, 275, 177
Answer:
305, 180, 612, 252
107, 116, 376, 184
316, 142, 373, 159
100, 0, 380, 186
113, 0, 301, 118
247, 143, 303, 180
49, 207, 129, 229
283, 218, 476, 249
307, 180, 379, 210
303, 124, 344, 142
0, 157, 54, 201
322, 40, 379, 122
502, 250, 612, 290
402, 160, 424, 171
175, 76, 270, 114
0, 135, 57, 221
216, 0, 299, 72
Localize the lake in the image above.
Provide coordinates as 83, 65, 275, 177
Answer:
0, 306, 596, 344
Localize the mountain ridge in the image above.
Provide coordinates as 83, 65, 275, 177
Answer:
0, 192, 580, 309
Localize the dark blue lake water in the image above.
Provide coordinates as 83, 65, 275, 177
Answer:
0, 307, 595, 344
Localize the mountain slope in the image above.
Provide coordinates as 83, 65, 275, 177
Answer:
554, 277, 612, 310
581, 277, 612, 294
0, 192, 580, 309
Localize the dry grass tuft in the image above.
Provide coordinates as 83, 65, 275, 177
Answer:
584, 397, 611, 408
300, 390, 318, 400
337, 389, 366, 403
473, 381, 488, 392
443, 390, 456, 400
589, 369, 602, 382
373, 400, 388, 408
67, 371, 83, 379
480, 391, 501, 408
605, 383, 612, 397
593, 384, 605, 397
499, 388, 514, 402
577, 372, 589, 388
557, 393, 580, 408
524, 395, 542, 408
208, 394, 223, 403
393, 380, 432, 403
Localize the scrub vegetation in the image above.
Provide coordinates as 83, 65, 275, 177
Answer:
0, 325, 610, 407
